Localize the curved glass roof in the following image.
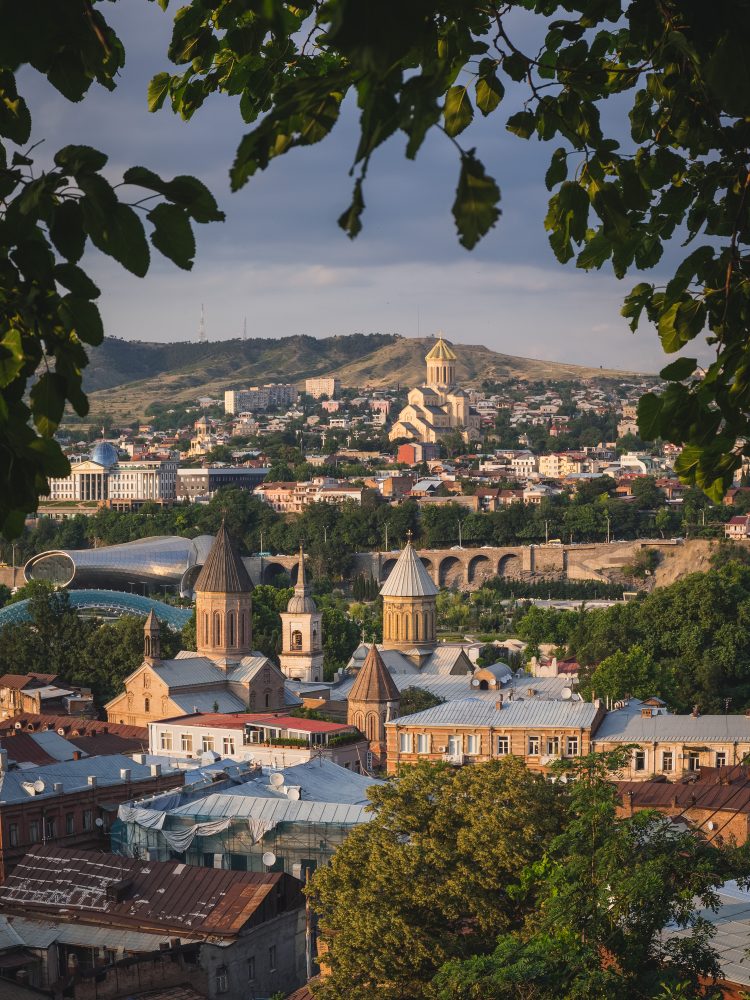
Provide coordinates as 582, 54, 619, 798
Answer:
0, 590, 192, 629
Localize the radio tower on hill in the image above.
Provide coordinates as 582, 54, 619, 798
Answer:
198, 303, 206, 343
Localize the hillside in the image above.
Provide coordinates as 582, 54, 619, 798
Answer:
82, 333, 646, 421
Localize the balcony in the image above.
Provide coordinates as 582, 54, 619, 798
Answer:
442, 752, 467, 765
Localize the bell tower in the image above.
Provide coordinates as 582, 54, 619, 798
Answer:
143, 609, 160, 662
380, 534, 439, 651
279, 547, 324, 683
425, 334, 457, 390
193, 521, 253, 666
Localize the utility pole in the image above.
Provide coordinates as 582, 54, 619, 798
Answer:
544, 520, 549, 545
605, 513, 611, 544
458, 520, 462, 548
198, 303, 206, 343
385, 523, 389, 551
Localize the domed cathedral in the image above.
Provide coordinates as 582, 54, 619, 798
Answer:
193, 520, 254, 666
279, 547, 324, 683
347, 643, 400, 768
380, 535, 439, 652
388, 334, 482, 446
105, 524, 292, 728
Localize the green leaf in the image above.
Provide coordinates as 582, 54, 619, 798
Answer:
26, 437, 71, 478
148, 72, 171, 112
124, 168, 224, 224
338, 178, 365, 240
30, 373, 66, 436
444, 86, 474, 137
147, 202, 195, 270
637, 393, 663, 441
54, 263, 100, 300
49, 200, 87, 263
53, 145, 108, 176
659, 357, 697, 382
475, 74, 503, 117
83, 201, 150, 278
59, 295, 104, 346
0, 73, 31, 145
621, 283, 653, 332
506, 111, 536, 139
452, 154, 501, 251
544, 148, 568, 190
705, 33, 750, 117
0, 328, 25, 388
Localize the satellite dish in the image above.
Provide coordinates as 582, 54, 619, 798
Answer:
33, 780, 45, 793
470, 678, 480, 687
95, 817, 104, 828
57, 728, 66, 736
14, 722, 21, 730
707, 821, 716, 831
561, 687, 573, 700
270, 772, 285, 788
262, 851, 277, 867
287, 787, 301, 801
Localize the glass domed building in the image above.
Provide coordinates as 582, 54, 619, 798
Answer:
90, 441, 120, 467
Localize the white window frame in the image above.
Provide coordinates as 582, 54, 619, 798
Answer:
222, 736, 235, 755
527, 735, 540, 756
416, 733, 430, 755
181, 733, 193, 752
661, 750, 673, 772
496, 735, 510, 756
466, 734, 480, 756
160, 731, 173, 751
566, 736, 579, 757
399, 732, 413, 753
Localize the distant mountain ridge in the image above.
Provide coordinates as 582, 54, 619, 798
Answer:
83, 333, 646, 420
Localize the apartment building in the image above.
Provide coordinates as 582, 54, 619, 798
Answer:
224, 384, 298, 414
305, 375, 341, 399
385, 697, 605, 775
256, 478, 367, 512
176, 465, 268, 500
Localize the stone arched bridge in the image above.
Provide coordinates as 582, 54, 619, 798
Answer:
245, 540, 683, 592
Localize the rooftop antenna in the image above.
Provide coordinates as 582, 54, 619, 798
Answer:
198, 303, 206, 343
243, 316, 247, 340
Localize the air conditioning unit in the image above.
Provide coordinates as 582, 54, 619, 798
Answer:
437, 746, 446, 752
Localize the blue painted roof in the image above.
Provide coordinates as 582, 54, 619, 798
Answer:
0, 590, 192, 630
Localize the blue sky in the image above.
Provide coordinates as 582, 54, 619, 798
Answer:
18, 4, 705, 373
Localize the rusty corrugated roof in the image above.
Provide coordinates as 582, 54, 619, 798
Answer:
0, 847, 299, 939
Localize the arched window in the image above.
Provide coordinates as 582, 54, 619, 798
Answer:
227, 612, 236, 646
145, 636, 151, 657
312, 627, 318, 648
213, 612, 222, 646
239, 612, 247, 646
291, 629, 303, 651
403, 614, 409, 640
366, 712, 378, 740
424, 610, 430, 640
144, 697, 150, 713
203, 613, 209, 646
393, 614, 399, 640
264, 690, 271, 708
414, 614, 420, 641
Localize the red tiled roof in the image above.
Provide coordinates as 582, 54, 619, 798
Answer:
0, 847, 302, 938
0, 674, 57, 690
68, 732, 147, 756
0, 733, 56, 766
0, 714, 147, 740
618, 766, 750, 814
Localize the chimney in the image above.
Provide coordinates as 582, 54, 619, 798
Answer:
72, 750, 81, 761
87, 775, 97, 787
0, 749, 7, 773
691, 705, 700, 718
120, 768, 131, 782
150, 763, 161, 777
495, 696, 503, 710
53, 782, 63, 793
623, 790, 634, 817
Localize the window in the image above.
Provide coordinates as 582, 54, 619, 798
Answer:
527, 735, 540, 755
82, 810, 92, 832
291, 629, 303, 650
717, 751, 727, 768
247, 957, 255, 982
44, 817, 56, 839
144, 697, 150, 713
215, 967, 228, 994
662, 751, 673, 772
688, 751, 700, 772
546, 737, 560, 756
634, 750, 646, 771
466, 734, 480, 756
202, 735, 215, 753
8, 824, 18, 847
416, 733, 430, 754
29, 820, 40, 843
448, 735, 462, 756
223, 737, 235, 755
181, 733, 193, 753
399, 732, 413, 753
160, 731, 173, 751
566, 736, 579, 757
496, 735, 510, 756
269, 945, 277, 972
65, 813, 75, 835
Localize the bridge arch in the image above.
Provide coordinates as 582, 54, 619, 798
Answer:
262, 561, 291, 586
381, 558, 398, 582
498, 553, 521, 578
439, 555, 463, 588
468, 554, 493, 584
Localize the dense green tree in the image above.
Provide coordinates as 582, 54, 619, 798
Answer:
397, 687, 445, 717
308, 758, 563, 1000
580, 644, 674, 704
432, 751, 741, 1000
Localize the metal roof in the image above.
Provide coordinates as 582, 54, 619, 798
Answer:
169, 691, 246, 715
193, 522, 253, 594
0, 591, 191, 630
666, 882, 750, 988
349, 645, 400, 704
6, 915, 172, 951
0, 754, 178, 804
379, 542, 439, 598
424, 336, 457, 361
0, 847, 292, 938
593, 709, 750, 744
168, 793, 371, 825
387, 697, 600, 730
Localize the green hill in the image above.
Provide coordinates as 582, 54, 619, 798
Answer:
82, 333, 646, 421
